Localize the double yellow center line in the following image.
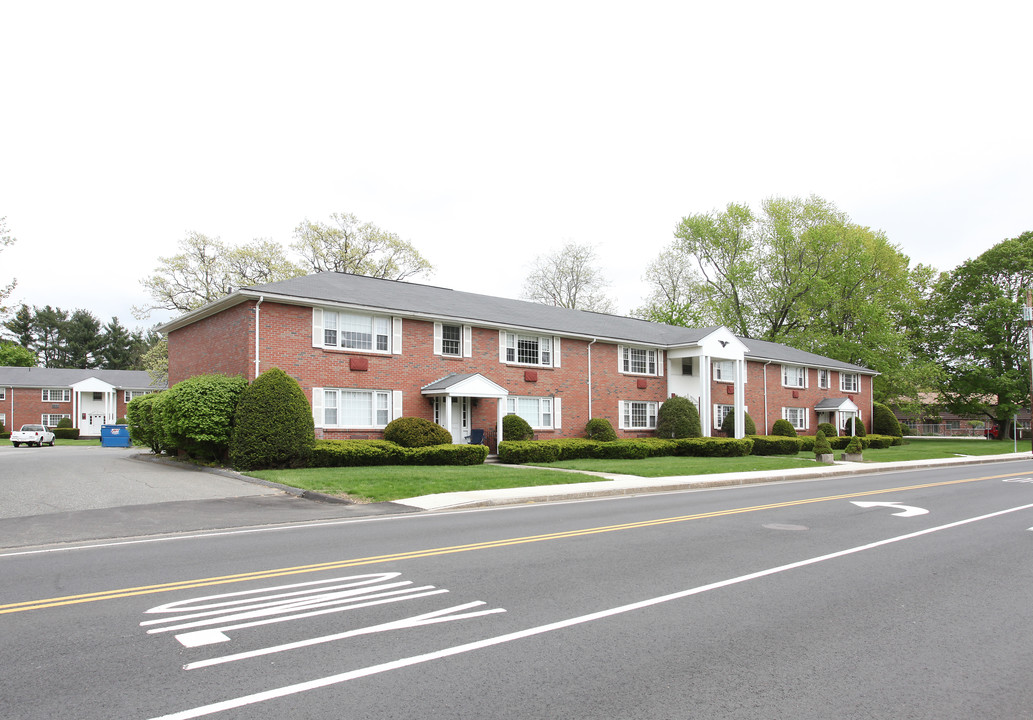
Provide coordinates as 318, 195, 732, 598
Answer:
1, 472, 1022, 616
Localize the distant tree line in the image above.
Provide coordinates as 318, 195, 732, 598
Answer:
2, 304, 161, 370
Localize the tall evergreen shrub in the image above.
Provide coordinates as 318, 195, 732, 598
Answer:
656, 396, 702, 438
721, 409, 756, 436
229, 368, 315, 470
872, 402, 903, 437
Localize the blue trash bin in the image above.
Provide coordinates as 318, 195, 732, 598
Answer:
101, 424, 132, 448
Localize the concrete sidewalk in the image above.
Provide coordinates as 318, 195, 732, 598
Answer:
393, 452, 1033, 511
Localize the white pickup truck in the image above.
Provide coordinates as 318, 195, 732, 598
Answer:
11, 424, 56, 447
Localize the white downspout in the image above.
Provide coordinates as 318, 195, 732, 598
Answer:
254, 296, 264, 380
587, 339, 597, 419
762, 360, 773, 435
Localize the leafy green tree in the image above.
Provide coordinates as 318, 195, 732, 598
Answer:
161, 374, 247, 460
924, 231, 1033, 439
142, 338, 168, 385
135, 232, 305, 317
521, 241, 616, 313
291, 212, 432, 280
0, 216, 15, 315
0, 340, 34, 366
64, 309, 104, 368
229, 368, 314, 470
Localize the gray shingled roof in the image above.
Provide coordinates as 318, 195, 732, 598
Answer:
0, 367, 165, 390
209, 272, 873, 375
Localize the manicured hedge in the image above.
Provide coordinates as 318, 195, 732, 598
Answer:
749, 435, 803, 455
497, 437, 753, 464
53, 428, 80, 440
308, 439, 487, 467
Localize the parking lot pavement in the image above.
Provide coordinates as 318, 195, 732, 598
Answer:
0, 445, 410, 549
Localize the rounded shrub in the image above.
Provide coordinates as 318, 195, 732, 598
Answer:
817, 422, 837, 438
161, 373, 248, 460
584, 417, 617, 441
814, 429, 833, 458
720, 409, 756, 437
502, 413, 534, 441
383, 416, 451, 448
656, 396, 702, 438
771, 418, 797, 437
56, 417, 74, 429
872, 402, 902, 437
229, 367, 315, 470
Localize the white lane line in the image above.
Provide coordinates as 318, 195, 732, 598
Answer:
183, 601, 506, 670
148, 501, 1033, 720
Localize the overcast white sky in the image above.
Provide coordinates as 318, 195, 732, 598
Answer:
2, 1, 1030, 333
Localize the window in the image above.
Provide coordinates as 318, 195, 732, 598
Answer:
840, 373, 859, 392
681, 358, 693, 376
441, 325, 462, 356
322, 310, 391, 353
782, 365, 805, 388
622, 347, 658, 375
783, 407, 809, 430
42, 413, 70, 427
0, 387, 5, 400
817, 369, 829, 389
0, 413, 5, 429
41, 389, 71, 402
125, 390, 152, 402
713, 361, 734, 382
321, 389, 391, 428
507, 396, 554, 429
621, 401, 658, 430
504, 333, 552, 367
714, 404, 734, 428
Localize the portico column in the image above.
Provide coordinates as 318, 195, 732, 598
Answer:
700, 356, 711, 436
734, 358, 745, 439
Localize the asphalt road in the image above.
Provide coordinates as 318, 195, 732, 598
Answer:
3, 458, 1033, 719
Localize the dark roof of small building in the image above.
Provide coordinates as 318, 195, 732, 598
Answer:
160, 272, 875, 375
0, 367, 165, 390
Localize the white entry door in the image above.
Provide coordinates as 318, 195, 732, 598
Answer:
87, 413, 106, 435
449, 397, 470, 443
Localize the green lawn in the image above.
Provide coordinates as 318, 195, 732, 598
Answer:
247, 465, 606, 503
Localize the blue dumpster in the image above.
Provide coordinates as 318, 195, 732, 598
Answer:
101, 424, 131, 448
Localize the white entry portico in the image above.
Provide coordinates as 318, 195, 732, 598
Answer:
70, 377, 119, 435
422, 373, 509, 444
665, 327, 749, 438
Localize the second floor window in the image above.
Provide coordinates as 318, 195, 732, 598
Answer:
782, 365, 805, 388
841, 373, 860, 393
42, 389, 71, 402
323, 311, 391, 352
441, 325, 462, 356
622, 347, 657, 375
817, 369, 829, 389
505, 333, 552, 367
713, 361, 734, 382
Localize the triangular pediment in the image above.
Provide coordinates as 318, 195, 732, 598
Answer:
421, 373, 509, 398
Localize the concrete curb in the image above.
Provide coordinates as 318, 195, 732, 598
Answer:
394, 452, 1033, 511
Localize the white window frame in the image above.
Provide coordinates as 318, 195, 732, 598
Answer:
713, 360, 734, 382
0, 387, 5, 400
817, 368, 829, 389
782, 407, 809, 431
42, 413, 71, 427
620, 400, 658, 430
434, 323, 473, 358
502, 332, 556, 368
41, 389, 71, 402
318, 389, 393, 429
124, 390, 151, 403
507, 396, 557, 430
440, 324, 462, 357
316, 309, 395, 354
840, 373, 860, 393
714, 403, 734, 428
782, 364, 806, 389
621, 346, 659, 376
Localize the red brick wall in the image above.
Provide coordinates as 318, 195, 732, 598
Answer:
742, 363, 872, 435
169, 301, 671, 441
0, 387, 141, 435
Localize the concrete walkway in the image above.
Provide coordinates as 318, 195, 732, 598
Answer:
393, 452, 1033, 511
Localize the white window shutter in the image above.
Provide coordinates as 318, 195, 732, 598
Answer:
312, 308, 323, 348
392, 318, 403, 355
617, 346, 624, 374
553, 397, 562, 429
392, 390, 403, 420
312, 387, 323, 427
463, 326, 473, 357
553, 337, 561, 367
433, 323, 443, 355
499, 331, 507, 362
618, 401, 627, 430
805, 366, 809, 388
658, 350, 664, 377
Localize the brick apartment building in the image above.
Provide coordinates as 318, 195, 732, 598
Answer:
0, 368, 164, 436
158, 272, 876, 447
